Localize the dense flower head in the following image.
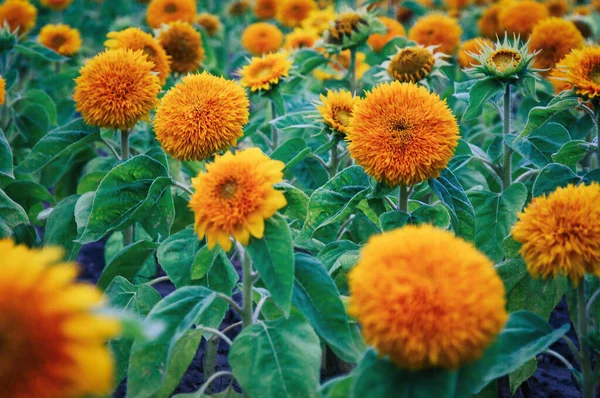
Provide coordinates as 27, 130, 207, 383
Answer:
325, 11, 369, 47
74, 48, 161, 130
189, 148, 287, 251
386, 45, 435, 83
196, 13, 221, 36
529, 18, 583, 74
408, 14, 462, 54
554, 46, 600, 99
239, 52, 292, 92
146, 0, 196, 29
512, 183, 600, 284
348, 225, 507, 370
301, 6, 334, 34
498, 0, 549, 39
0, 75, 5, 105
40, 0, 71, 10
468, 35, 536, 79
367, 16, 405, 53
38, 23, 81, 56
154, 72, 249, 161
316, 89, 361, 135
478, 3, 502, 39
241, 22, 283, 56
254, 0, 278, 19
105, 27, 171, 85
284, 28, 319, 50
457, 37, 493, 68
228, 0, 250, 15
157, 21, 204, 74
0, 239, 120, 398
277, 0, 317, 27
0, 0, 36, 34
347, 81, 459, 186
545, 0, 569, 17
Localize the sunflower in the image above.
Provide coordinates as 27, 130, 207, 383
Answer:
314, 50, 370, 80
154, 72, 249, 161
478, 4, 502, 39
157, 21, 204, 74
105, 27, 170, 85
545, 0, 569, 17
574, 5, 591, 16
512, 183, 600, 284
316, 89, 361, 135
468, 36, 536, 79
74, 49, 161, 130
189, 148, 287, 251
228, 0, 250, 15
301, 6, 334, 34
146, 0, 196, 29
40, 0, 71, 10
0, 75, 5, 105
38, 23, 81, 56
196, 13, 221, 36
395, 6, 414, 25
457, 37, 493, 68
348, 225, 507, 370
529, 18, 583, 74
347, 81, 459, 186
0, 0, 36, 34
0, 239, 120, 398
549, 64, 572, 94
241, 22, 283, 56
408, 14, 462, 55
239, 52, 292, 92
384, 46, 436, 83
498, 1, 549, 39
284, 28, 319, 50
325, 11, 370, 48
554, 46, 600, 99
254, 0, 278, 19
367, 16, 405, 53
277, 0, 317, 28
444, 0, 470, 10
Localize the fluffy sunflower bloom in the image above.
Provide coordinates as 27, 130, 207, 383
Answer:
284, 28, 319, 50
154, 72, 249, 161
457, 37, 493, 68
0, 0, 36, 34
157, 21, 204, 74
347, 81, 459, 186
468, 35, 537, 79
478, 4, 502, 39
553, 46, 600, 99
189, 148, 287, 251
228, 0, 250, 15
383, 45, 442, 83
545, 0, 569, 17
0, 75, 5, 105
38, 23, 81, 56
367, 16, 405, 53
40, 0, 71, 10
529, 18, 583, 74
512, 183, 600, 284
196, 12, 221, 36
277, 0, 317, 28
316, 89, 361, 135
498, 1, 549, 39
549, 61, 572, 94
408, 14, 462, 55
241, 22, 283, 56
74, 49, 161, 130
105, 27, 171, 85
301, 6, 334, 34
254, 0, 278, 19
0, 239, 121, 397
348, 225, 507, 370
146, 0, 196, 29
239, 52, 292, 92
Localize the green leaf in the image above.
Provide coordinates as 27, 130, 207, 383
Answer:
293, 48, 329, 75
276, 182, 309, 223
0, 188, 28, 233
190, 245, 224, 280
76, 171, 107, 194
44, 195, 81, 260
552, 140, 592, 166
157, 228, 202, 288
379, 210, 411, 231
19, 89, 58, 126
271, 138, 313, 172
247, 214, 294, 316
509, 359, 537, 395
97, 240, 159, 290
507, 123, 571, 168
379, 204, 451, 232
139, 187, 174, 241
468, 183, 528, 263
270, 110, 322, 133
532, 163, 580, 197
518, 96, 580, 139
15, 40, 66, 61
318, 240, 360, 275
319, 375, 354, 398
12, 104, 50, 144
462, 78, 504, 122
0, 129, 12, 178
230, 317, 322, 398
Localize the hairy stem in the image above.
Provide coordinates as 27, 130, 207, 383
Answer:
238, 242, 254, 328
348, 47, 358, 94
577, 282, 595, 398
121, 129, 133, 246
203, 337, 219, 394
502, 85, 513, 190
398, 184, 409, 212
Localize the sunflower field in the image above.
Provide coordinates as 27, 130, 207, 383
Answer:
4, 0, 600, 396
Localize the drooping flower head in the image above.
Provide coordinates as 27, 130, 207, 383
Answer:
254, 0, 278, 19
239, 52, 292, 92
457, 37, 493, 68
382, 45, 447, 84
40, 0, 71, 10
347, 81, 459, 187
157, 21, 204, 74
512, 183, 600, 284
196, 12, 221, 36
409, 14, 462, 55
105, 27, 171, 85
241, 22, 283, 56
316, 89, 361, 135
0, 239, 121, 397
154, 72, 249, 161
146, 0, 196, 29
348, 225, 508, 370
367, 16, 405, 53
467, 35, 537, 80
528, 18, 583, 74
277, 0, 317, 28
189, 148, 287, 251
74, 49, 160, 130
301, 6, 334, 34
478, 4, 502, 39
38, 23, 81, 56
0, 0, 36, 34
284, 28, 319, 50
498, 0, 549, 39
553, 46, 600, 99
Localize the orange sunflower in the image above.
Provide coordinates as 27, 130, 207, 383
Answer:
301, 6, 335, 34
277, 0, 317, 28
553, 46, 600, 99
254, 0, 278, 19
40, 0, 71, 10
498, 1, 549, 39
367, 16, 405, 53
386, 46, 436, 83
196, 13, 221, 36
478, 4, 502, 39
317, 89, 361, 135
545, 0, 569, 17
408, 14, 462, 54
38, 24, 81, 56
284, 28, 319, 50
0, 75, 5, 105
241, 22, 283, 56
146, 0, 196, 29
458, 37, 493, 68
529, 18, 583, 74
0, 0, 36, 34
239, 52, 292, 92
157, 21, 204, 74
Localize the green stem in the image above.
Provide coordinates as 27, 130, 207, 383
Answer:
348, 47, 357, 94
329, 136, 341, 178
577, 282, 595, 398
595, 108, 600, 167
502, 85, 513, 190
398, 184, 409, 212
238, 242, 253, 329
270, 99, 278, 150
121, 129, 133, 246
203, 337, 219, 394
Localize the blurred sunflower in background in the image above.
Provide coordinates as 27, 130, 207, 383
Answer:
239, 52, 292, 92
409, 14, 462, 54
457, 37, 493, 68
277, 0, 317, 28
0, 75, 5, 105
554, 46, 600, 100
316, 89, 361, 135
382, 45, 448, 85
367, 16, 405, 53
497, 0, 549, 39
38, 23, 81, 56
545, 0, 569, 17
254, 0, 278, 19
528, 18, 583, 74
284, 28, 319, 50
301, 6, 335, 34
478, 3, 503, 39
0, 0, 37, 34
40, 0, 71, 10
241, 22, 283, 55
196, 12, 221, 36
323, 9, 384, 51
146, 0, 196, 29
157, 21, 204, 74
228, 0, 250, 16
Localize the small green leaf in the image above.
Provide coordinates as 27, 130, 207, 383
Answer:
462, 78, 504, 122
44, 195, 81, 260
97, 240, 159, 290
0, 129, 13, 178
190, 245, 223, 280
552, 140, 592, 166
157, 228, 202, 288
15, 40, 67, 62
518, 96, 580, 139
0, 188, 28, 233
271, 138, 313, 171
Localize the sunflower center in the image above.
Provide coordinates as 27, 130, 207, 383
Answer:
334, 108, 352, 126
165, 3, 177, 13
255, 64, 273, 79
589, 67, 600, 85
489, 50, 521, 72
51, 34, 67, 48
388, 47, 435, 83
143, 45, 156, 58
391, 119, 413, 143
219, 180, 238, 199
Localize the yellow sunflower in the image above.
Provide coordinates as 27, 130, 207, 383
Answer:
196, 12, 221, 37
0, 0, 36, 34
284, 28, 319, 50
498, 1, 549, 39
254, 0, 278, 19
316, 89, 361, 135
154, 72, 249, 161
146, 0, 196, 29
549, 61, 572, 94
189, 148, 287, 251
445, 0, 470, 9
529, 18, 583, 74
157, 21, 204, 74
348, 225, 507, 370
277, 0, 317, 28
554, 46, 600, 99
0, 75, 5, 105
38, 23, 81, 56
241, 22, 283, 56
40, 0, 71, 10
301, 6, 335, 34
347, 81, 459, 187
105, 27, 171, 85
408, 14, 462, 54
574, 5, 591, 15
478, 4, 502, 39
512, 183, 600, 284
457, 37, 493, 68
367, 16, 405, 53
74, 49, 161, 130
228, 0, 250, 15
545, 0, 569, 17
0, 239, 120, 398
239, 52, 292, 92
325, 11, 370, 47
386, 46, 435, 83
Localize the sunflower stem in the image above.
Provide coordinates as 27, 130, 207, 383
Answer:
172, 180, 194, 196
269, 99, 279, 150
238, 242, 254, 329
398, 184, 409, 212
595, 107, 600, 167
203, 337, 219, 394
121, 129, 133, 246
329, 135, 341, 178
502, 84, 513, 190
577, 281, 595, 398
348, 47, 358, 94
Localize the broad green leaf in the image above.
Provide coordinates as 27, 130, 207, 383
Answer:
271, 111, 322, 132
74, 192, 94, 236
462, 78, 504, 122
518, 96, 580, 139
379, 204, 451, 232
15, 40, 67, 62
293, 48, 329, 75
0, 129, 12, 178
139, 188, 175, 241
292, 156, 329, 190
509, 359, 537, 395
276, 182, 309, 223
76, 171, 107, 194
379, 210, 411, 231
97, 240, 159, 290
19, 89, 58, 126
552, 140, 592, 166
532, 163, 580, 197
157, 228, 202, 288
271, 137, 313, 172
319, 375, 354, 398
0, 188, 28, 233
44, 195, 81, 260
12, 104, 50, 144
190, 245, 223, 280
507, 123, 571, 168
230, 317, 322, 398
318, 240, 360, 275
